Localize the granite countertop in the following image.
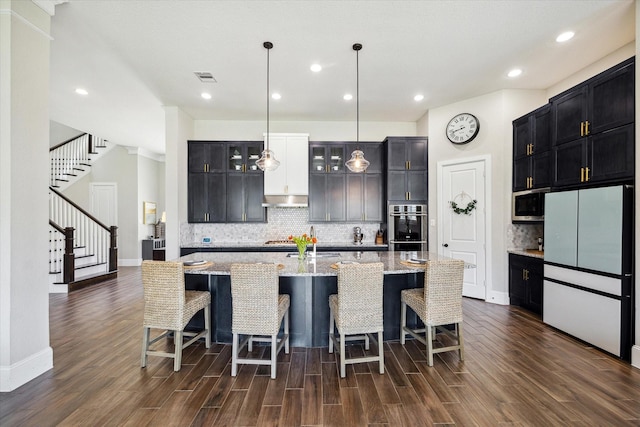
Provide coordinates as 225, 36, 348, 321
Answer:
508, 248, 544, 259
178, 250, 470, 276
182, 241, 388, 249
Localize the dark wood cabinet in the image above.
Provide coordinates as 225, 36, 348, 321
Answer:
309, 173, 345, 222
552, 123, 634, 188
188, 142, 225, 173
384, 137, 428, 203
512, 105, 551, 191
345, 142, 383, 222
188, 172, 226, 222
309, 142, 383, 223
550, 57, 634, 189
188, 141, 265, 223
509, 253, 542, 315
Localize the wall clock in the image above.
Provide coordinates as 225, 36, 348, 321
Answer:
446, 113, 480, 144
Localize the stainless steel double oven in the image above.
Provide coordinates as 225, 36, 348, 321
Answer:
388, 204, 428, 251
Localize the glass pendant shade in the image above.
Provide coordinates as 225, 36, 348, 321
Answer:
256, 41, 280, 172
255, 148, 280, 171
345, 150, 370, 173
346, 42, 369, 173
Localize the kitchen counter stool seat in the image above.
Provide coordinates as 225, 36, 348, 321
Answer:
230, 263, 290, 379
141, 260, 211, 372
400, 259, 465, 366
329, 262, 384, 378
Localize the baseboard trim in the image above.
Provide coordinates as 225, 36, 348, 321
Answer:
632, 345, 640, 370
485, 290, 509, 305
118, 258, 140, 267
0, 346, 53, 392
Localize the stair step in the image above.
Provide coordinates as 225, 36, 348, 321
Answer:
55, 178, 69, 182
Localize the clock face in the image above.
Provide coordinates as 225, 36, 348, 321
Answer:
446, 113, 480, 144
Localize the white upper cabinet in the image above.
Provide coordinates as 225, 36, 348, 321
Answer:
264, 133, 309, 195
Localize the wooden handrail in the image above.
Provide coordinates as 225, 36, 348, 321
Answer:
49, 133, 88, 152
49, 219, 65, 233
49, 186, 110, 231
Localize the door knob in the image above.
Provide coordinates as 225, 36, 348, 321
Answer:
443, 243, 449, 247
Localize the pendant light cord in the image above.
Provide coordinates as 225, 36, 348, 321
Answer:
356, 45, 359, 144
265, 41, 271, 151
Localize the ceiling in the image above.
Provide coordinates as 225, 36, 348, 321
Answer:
48, 1, 635, 154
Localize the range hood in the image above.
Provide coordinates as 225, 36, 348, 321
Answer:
262, 195, 308, 208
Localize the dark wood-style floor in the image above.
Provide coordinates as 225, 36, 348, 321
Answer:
2, 267, 639, 426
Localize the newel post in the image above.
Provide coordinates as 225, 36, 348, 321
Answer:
63, 227, 75, 283
109, 226, 118, 272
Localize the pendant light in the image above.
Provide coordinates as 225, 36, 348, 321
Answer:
256, 41, 280, 172
345, 43, 370, 173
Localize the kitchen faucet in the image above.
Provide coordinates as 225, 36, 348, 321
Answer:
310, 226, 315, 239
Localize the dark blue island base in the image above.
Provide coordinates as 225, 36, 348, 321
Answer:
185, 272, 425, 347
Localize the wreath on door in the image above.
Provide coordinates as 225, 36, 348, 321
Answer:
449, 191, 477, 215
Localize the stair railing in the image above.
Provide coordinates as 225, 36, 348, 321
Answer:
49, 221, 75, 283
49, 187, 117, 282
50, 133, 106, 188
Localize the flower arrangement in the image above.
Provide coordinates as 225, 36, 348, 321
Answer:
288, 233, 318, 259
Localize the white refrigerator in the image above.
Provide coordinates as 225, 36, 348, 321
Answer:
544, 185, 634, 360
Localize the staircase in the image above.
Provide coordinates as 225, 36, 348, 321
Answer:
49, 133, 118, 293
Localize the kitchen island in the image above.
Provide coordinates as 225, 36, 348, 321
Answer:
181, 250, 471, 347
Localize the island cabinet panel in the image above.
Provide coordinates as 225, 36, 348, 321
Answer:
186, 270, 426, 347
188, 140, 265, 223
512, 105, 551, 191
550, 57, 634, 189
509, 253, 542, 315
384, 137, 428, 203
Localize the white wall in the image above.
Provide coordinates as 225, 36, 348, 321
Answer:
165, 107, 194, 260
634, 6, 639, 369
427, 89, 548, 302
138, 154, 162, 247
0, 0, 53, 392
194, 119, 416, 141
49, 120, 82, 147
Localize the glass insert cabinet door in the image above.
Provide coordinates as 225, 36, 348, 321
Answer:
311, 145, 344, 173
228, 143, 262, 172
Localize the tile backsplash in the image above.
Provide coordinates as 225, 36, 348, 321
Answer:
507, 223, 544, 250
180, 207, 383, 245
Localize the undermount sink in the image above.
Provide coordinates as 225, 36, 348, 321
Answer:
286, 252, 341, 258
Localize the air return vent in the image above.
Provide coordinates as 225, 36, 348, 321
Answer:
194, 72, 217, 83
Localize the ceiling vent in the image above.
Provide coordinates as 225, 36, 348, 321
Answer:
194, 72, 217, 83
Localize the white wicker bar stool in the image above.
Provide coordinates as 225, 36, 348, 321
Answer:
141, 260, 211, 371
329, 262, 384, 378
230, 263, 290, 379
400, 258, 465, 366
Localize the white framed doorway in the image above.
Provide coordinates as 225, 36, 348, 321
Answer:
437, 156, 490, 300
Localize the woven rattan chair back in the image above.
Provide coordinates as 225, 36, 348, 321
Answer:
142, 260, 186, 331
336, 262, 384, 334
423, 259, 465, 325
231, 263, 280, 335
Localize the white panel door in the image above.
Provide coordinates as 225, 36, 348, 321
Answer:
90, 183, 117, 226
439, 160, 486, 299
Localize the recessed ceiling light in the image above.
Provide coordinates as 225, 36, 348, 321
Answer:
414, 94, 424, 102
507, 68, 522, 78
310, 64, 322, 72
556, 31, 575, 43
343, 94, 353, 101
271, 93, 281, 100
75, 88, 88, 95
201, 92, 212, 100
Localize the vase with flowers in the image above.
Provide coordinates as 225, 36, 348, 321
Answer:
288, 233, 317, 260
